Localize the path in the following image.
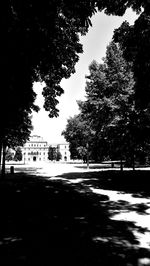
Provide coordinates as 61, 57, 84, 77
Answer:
2, 162, 150, 265
12, 162, 150, 250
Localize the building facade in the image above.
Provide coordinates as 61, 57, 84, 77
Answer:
57, 143, 70, 162
21, 135, 70, 163
21, 135, 49, 163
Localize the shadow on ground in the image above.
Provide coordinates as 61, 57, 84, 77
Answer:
0, 170, 150, 265
63, 169, 150, 196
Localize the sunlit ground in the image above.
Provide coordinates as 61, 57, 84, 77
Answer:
38, 162, 150, 251
7, 161, 150, 251
51, 177, 150, 251
4, 162, 150, 258
90, 187, 150, 250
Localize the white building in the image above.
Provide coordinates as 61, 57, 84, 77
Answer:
57, 143, 70, 162
21, 135, 70, 163
21, 135, 49, 163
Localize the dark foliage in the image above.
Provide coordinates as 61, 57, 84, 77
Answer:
113, 10, 150, 109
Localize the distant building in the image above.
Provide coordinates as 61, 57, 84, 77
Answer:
21, 135, 70, 163
21, 135, 49, 163
57, 143, 70, 162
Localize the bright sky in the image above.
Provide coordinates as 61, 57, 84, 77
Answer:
32, 9, 138, 144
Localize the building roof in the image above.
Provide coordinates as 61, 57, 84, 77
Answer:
27, 135, 47, 143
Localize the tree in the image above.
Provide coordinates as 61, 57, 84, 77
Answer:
62, 115, 85, 160
77, 146, 88, 163
63, 40, 150, 167
5, 149, 14, 162
62, 114, 94, 166
48, 146, 62, 161
113, 10, 150, 109
7, 0, 148, 121
14, 147, 23, 161
77, 42, 133, 163
79, 41, 150, 167
0, 112, 32, 176
56, 150, 62, 161
102, 41, 135, 165
7, 0, 86, 122
48, 146, 57, 161
5, 1, 149, 171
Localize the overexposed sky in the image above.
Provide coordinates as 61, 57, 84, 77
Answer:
32, 9, 138, 144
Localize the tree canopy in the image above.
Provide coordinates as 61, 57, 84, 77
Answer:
63, 41, 150, 165
4, 0, 149, 166
14, 147, 23, 161
62, 115, 88, 160
7, 0, 148, 121
113, 10, 150, 109
48, 146, 62, 161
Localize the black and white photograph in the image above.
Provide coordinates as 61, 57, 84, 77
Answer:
1, 1, 150, 265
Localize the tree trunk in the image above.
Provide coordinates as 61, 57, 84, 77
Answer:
86, 142, 89, 169
120, 157, 123, 171
132, 149, 135, 171
2, 142, 6, 177
0, 140, 2, 171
